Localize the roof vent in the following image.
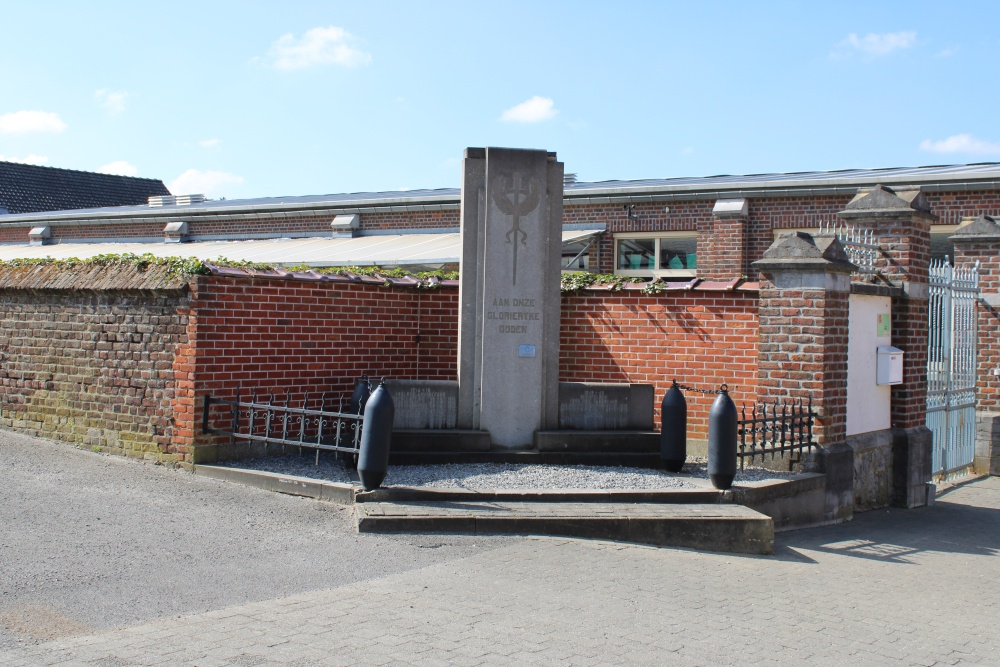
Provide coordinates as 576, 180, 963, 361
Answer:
331, 214, 360, 238
163, 221, 190, 243
564, 173, 578, 187
29, 226, 52, 246
149, 194, 205, 207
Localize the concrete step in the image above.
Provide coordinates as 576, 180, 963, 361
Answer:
388, 451, 665, 467
356, 501, 774, 554
357, 486, 723, 504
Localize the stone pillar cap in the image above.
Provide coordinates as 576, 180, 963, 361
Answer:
951, 214, 1000, 242
712, 198, 748, 218
839, 183, 934, 219
751, 232, 855, 274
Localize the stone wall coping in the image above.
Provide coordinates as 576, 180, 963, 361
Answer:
950, 214, 1000, 242
751, 232, 855, 275
0, 263, 190, 291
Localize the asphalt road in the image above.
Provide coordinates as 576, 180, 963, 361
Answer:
0, 430, 514, 652
2, 429, 999, 665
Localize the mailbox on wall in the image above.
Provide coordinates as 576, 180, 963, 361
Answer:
876, 346, 904, 385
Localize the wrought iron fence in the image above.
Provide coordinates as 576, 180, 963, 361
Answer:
203, 387, 365, 464
736, 399, 817, 470
927, 257, 980, 478
818, 221, 879, 276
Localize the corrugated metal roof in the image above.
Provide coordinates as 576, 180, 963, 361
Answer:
3, 162, 1000, 224
0, 229, 602, 267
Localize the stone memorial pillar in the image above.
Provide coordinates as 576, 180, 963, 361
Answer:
457, 147, 563, 449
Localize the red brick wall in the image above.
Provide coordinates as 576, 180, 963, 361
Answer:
0, 210, 462, 244
926, 191, 1000, 225
698, 216, 747, 280
954, 240, 1000, 410
560, 289, 759, 437
184, 278, 759, 455
757, 287, 849, 446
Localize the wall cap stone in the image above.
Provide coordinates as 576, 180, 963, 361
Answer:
712, 198, 748, 218
751, 232, 855, 274
951, 214, 1000, 243
839, 184, 936, 221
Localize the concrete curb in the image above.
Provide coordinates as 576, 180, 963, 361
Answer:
356, 501, 774, 554
193, 464, 357, 505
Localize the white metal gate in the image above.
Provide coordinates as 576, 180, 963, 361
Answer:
926, 258, 980, 479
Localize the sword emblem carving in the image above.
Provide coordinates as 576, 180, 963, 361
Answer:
491, 171, 540, 286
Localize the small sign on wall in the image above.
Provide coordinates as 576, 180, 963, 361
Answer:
876, 313, 891, 338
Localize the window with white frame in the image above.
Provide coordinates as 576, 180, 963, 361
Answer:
614, 232, 697, 277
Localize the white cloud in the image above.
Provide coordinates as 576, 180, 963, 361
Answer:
936, 48, 956, 58
0, 110, 67, 134
198, 138, 221, 148
265, 26, 371, 70
169, 169, 244, 197
94, 89, 128, 114
833, 31, 917, 58
0, 153, 49, 165
97, 160, 138, 176
680, 147, 695, 155
919, 134, 1000, 155
501, 96, 558, 123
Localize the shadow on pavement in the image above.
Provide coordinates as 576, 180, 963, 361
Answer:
773, 477, 1000, 564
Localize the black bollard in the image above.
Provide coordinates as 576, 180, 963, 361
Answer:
707, 385, 737, 490
349, 374, 371, 415
660, 380, 687, 472
357, 379, 394, 491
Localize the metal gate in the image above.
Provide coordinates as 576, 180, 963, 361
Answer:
926, 258, 980, 479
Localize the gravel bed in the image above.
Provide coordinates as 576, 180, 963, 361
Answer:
217, 454, 796, 490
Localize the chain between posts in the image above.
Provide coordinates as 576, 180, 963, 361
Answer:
673, 381, 730, 395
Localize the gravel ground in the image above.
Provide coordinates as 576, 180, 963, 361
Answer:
220, 453, 796, 490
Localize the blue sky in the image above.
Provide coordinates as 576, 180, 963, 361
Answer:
1, 1, 997, 199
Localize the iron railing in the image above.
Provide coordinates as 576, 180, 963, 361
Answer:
818, 221, 880, 276
203, 387, 365, 464
927, 257, 980, 478
736, 399, 817, 470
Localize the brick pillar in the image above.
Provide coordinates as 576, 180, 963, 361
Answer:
838, 184, 933, 430
752, 232, 854, 522
952, 215, 1000, 476
838, 184, 933, 506
698, 198, 748, 280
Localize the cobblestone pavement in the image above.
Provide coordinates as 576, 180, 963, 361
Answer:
2, 436, 999, 665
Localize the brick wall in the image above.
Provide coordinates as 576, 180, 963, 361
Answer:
0, 210, 462, 245
757, 287, 849, 446
954, 240, 1000, 410
697, 216, 747, 280
187, 276, 459, 461
0, 265, 190, 462
560, 289, 759, 437
0, 265, 760, 461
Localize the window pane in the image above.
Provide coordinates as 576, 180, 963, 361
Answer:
617, 238, 656, 270
930, 233, 954, 263
562, 240, 591, 270
659, 237, 697, 270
